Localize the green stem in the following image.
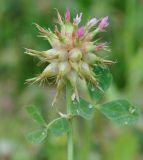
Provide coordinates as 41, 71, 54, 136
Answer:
66, 81, 74, 160
67, 121, 73, 160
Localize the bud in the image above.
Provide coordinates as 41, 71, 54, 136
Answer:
26, 62, 58, 85
69, 48, 82, 61
83, 53, 100, 65
42, 62, 58, 77
67, 70, 78, 85
58, 49, 68, 61
43, 49, 59, 59
43, 49, 68, 61
79, 61, 91, 77
25, 48, 58, 61
67, 71, 79, 101
58, 61, 71, 77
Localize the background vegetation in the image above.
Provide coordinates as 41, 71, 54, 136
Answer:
0, 0, 143, 159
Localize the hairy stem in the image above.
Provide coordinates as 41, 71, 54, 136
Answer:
66, 81, 74, 160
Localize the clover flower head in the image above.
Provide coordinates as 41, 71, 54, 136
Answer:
25, 9, 113, 106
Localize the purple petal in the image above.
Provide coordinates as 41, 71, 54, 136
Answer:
65, 8, 70, 22
74, 13, 83, 25
77, 27, 85, 38
98, 16, 109, 31
87, 18, 97, 27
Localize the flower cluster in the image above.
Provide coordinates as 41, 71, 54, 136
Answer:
25, 9, 113, 105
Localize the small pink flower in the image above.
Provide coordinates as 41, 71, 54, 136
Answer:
77, 27, 85, 38
98, 16, 109, 31
65, 8, 70, 22
74, 13, 83, 25
87, 18, 97, 27
96, 43, 108, 51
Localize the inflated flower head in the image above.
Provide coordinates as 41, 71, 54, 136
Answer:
25, 9, 114, 106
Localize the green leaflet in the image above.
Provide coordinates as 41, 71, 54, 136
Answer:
66, 80, 95, 120
71, 98, 94, 120
25, 105, 46, 125
99, 99, 139, 125
88, 65, 112, 101
47, 117, 70, 136
27, 129, 47, 143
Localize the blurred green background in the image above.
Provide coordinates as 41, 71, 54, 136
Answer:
0, 0, 143, 159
